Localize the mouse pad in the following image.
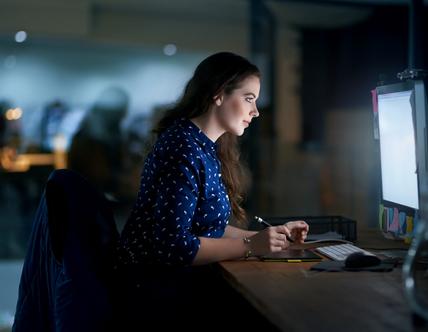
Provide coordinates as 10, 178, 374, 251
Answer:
310, 260, 395, 272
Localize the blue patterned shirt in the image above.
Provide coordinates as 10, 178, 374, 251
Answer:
118, 118, 231, 266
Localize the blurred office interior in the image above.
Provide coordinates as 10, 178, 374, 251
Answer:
0, 0, 427, 330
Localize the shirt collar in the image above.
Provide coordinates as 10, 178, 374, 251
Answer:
178, 117, 217, 152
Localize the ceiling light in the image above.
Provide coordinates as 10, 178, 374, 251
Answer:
15, 31, 27, 43
163, 44, 177, 56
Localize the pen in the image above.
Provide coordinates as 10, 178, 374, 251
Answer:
254, 216, 294, 243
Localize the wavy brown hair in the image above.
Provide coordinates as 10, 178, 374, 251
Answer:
153, 52, 260, 226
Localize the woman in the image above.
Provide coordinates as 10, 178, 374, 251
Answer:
116, 52, 308, 329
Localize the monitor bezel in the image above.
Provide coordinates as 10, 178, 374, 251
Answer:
376, 79, 428, 213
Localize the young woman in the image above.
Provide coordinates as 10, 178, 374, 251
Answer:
118, 52, 308, 268
116, 52, 309, 329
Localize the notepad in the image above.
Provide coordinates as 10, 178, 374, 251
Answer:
260, 249, 322, 262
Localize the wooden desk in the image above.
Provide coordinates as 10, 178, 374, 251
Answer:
217, 229, 416, 332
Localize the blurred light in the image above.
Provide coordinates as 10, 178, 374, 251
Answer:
4, 55, 16, 69
0, 310, 15, 328
5, 108, 23, 120
15, 31, 27, 43
53, 134, 67, 151
163, 44, 177, 56
53, 134, 68, 169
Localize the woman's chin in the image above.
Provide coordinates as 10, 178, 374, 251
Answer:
236, 128, 245, 136
225, 124, 246, 136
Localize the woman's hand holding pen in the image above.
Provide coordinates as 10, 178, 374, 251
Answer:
249, 216, 309, 256
284, 220, 309, 244
248, 225, 294, 256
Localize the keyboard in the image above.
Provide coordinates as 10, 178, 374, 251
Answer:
315, 243, 373, 261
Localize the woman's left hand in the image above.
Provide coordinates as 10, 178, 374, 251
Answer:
284, 220, 309, 244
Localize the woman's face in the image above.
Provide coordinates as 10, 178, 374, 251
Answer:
216, 75, 260, 136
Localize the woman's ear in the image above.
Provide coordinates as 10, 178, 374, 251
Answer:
213, 94, 223, 106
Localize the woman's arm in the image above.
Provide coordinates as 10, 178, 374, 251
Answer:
192, 222, 310, 266
193, 237, 249, 265
192, 225, 292, 266
222, 224, 257, 238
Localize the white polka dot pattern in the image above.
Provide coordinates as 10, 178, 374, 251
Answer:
118, 118, 231, 266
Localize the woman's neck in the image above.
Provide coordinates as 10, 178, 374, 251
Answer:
190, 110, 225, 142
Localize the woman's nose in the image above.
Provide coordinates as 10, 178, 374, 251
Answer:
251, 107, 259, 118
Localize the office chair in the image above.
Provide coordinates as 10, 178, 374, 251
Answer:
12, 169, 120, 332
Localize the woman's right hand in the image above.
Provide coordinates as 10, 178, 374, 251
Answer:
248, 225, 292, 256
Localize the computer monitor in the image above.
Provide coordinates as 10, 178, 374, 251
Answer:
374, 79, 428, 240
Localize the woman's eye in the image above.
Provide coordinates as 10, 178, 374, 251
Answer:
245, 97, 253, 103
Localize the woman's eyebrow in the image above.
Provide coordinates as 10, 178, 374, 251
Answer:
244, 92, 256, 98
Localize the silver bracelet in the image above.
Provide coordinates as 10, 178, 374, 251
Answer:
243, 236, 252, 259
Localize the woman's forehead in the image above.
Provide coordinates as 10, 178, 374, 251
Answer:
234, 76, 260, 94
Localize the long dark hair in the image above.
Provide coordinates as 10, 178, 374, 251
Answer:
153, 52, 260, 226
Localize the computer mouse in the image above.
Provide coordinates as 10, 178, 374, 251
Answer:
344, 252, 381, 268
